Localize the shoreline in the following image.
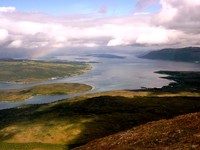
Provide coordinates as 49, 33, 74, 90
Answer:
0, 70, 200, 108
0, 60, 92, 84
0, 65, 92, 85
0, 83, 93, 102
0, 70, 199, 149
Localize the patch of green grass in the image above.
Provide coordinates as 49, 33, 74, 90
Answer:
0, 142, 65, 150
0, 60, 91, 83
0, 83, 92, 101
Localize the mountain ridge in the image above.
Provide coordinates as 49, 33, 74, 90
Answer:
140, 47, 200, 62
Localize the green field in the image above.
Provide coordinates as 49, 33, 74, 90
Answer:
0, 83, 92, 101
0, 71, 199, 150
0, 60, 91, 83
0, 142, 65, 150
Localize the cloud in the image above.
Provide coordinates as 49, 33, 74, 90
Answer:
136, 27, 182, 45
0, 7, 16, 13
135, 0, 158, 11
8, 40, 22, 48
155, 0, 178, 23
155, 0, 200, 31
148, 0, 200, 49
0, 2, 200, 58
98, 5, 108, 14
0, 29, 9, 43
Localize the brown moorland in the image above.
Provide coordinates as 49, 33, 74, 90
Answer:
74, 112, 200, 150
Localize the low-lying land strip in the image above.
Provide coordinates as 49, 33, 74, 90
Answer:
0, 83, 92, 101
0, 59, 91, 83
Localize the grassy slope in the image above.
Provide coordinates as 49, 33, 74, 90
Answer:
0, 83, 92, 101
0, 142, 65, 150
0, 60, 91, 83
0, 71, 199, 150
0, 95, 199, 149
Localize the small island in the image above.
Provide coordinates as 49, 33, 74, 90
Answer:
0, 83, 92, 102
86, 54, 126, 59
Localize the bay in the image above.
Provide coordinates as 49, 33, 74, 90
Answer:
0, 55, 199, 110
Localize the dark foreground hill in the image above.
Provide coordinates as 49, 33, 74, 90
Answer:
74, 112, 200, 150
140, 47, 200, 62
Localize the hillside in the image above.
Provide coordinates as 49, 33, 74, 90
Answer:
0, 95, 199, 150
140, 47, 200, 62
74, 112, 200, 150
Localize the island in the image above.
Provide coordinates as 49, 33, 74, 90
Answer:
86, 53, 126, 59
0, 83, 92, 101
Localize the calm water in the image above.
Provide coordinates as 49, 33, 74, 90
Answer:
0, 55, 199, 110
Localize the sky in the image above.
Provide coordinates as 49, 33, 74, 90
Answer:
0, 0, 160, 15
0, 0, 200, 58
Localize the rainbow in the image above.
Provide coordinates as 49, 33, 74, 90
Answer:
31, 47, 57, 59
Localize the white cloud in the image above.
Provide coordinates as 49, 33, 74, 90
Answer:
155, 0, 200, 30
0, 29, 8, 43
136, 27, 182, 45
184, 0, 200, 6
0, 1, 200, 57
17, 21, 46, 35
107, 38, 125, 46
8, 40, 22, 48
84, 43, 99, 47
0, 7, 16, 13
156, 0, 178, 23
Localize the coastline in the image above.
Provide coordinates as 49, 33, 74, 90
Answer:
0, 83, 93, 102
0, 70, 200, 107
0, 70, 199, 149
0, 64, 92, 84
0, 60, 92, 84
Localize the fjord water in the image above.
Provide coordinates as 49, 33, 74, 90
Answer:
0, 55, 199, 109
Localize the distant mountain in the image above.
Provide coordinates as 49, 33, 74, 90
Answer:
140, 47, 200, 62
